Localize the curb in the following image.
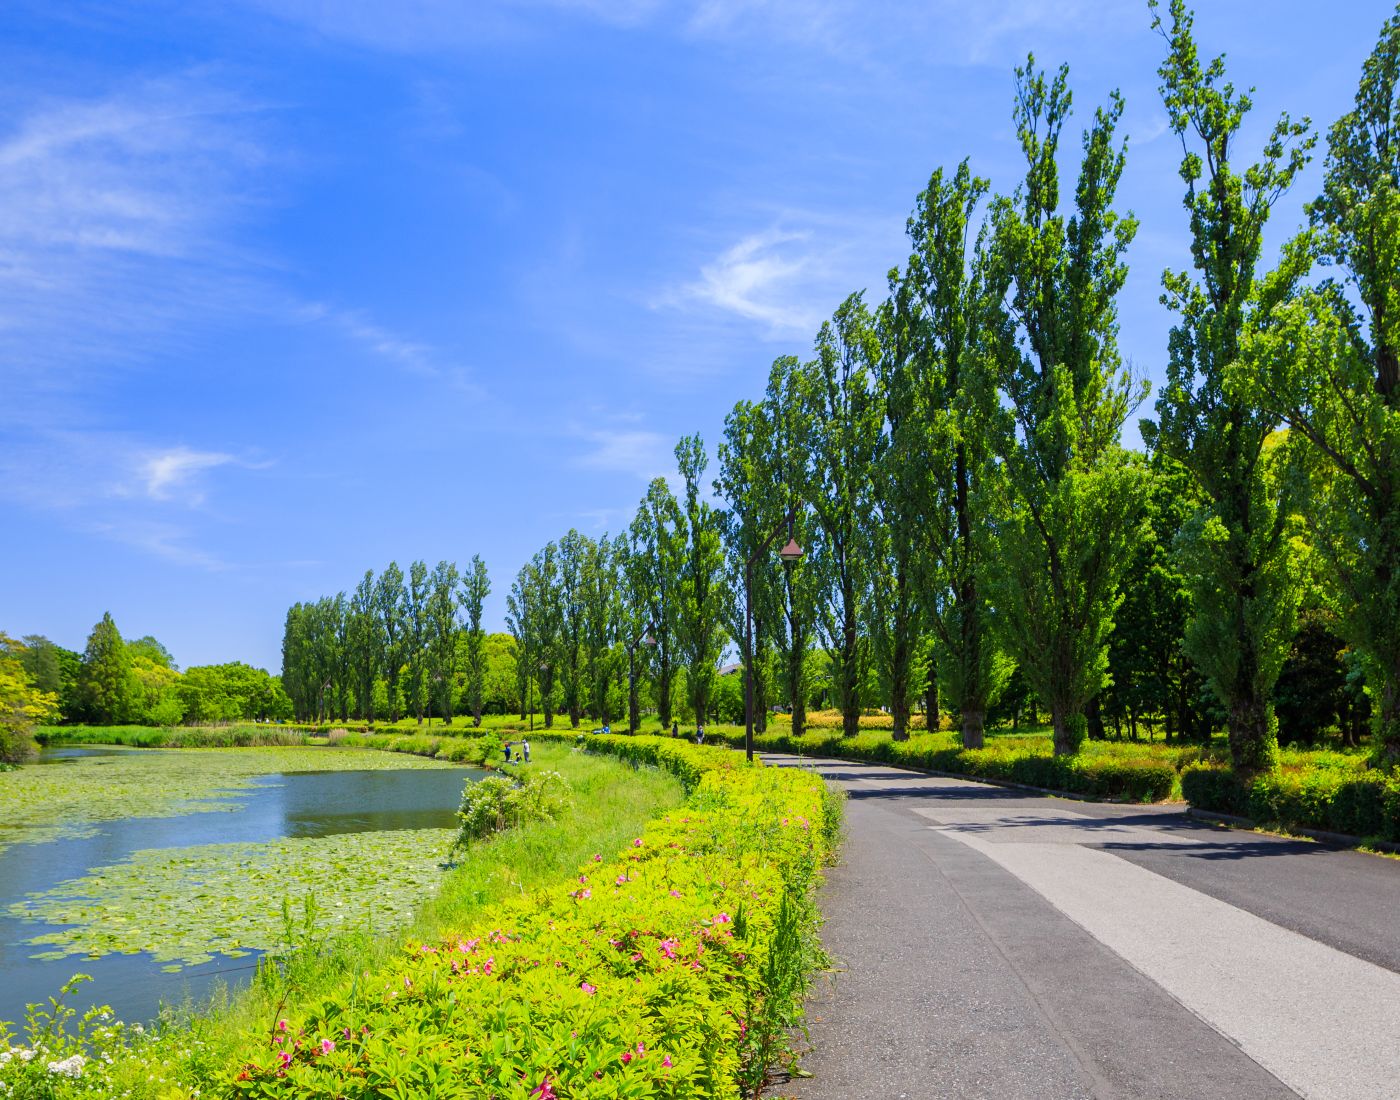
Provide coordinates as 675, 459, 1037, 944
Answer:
1185, 807, 1400, 855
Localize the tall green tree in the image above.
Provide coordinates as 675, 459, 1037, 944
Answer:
459, 556, 490, 727
799, 294, 882, 736
897, 160, 1005, 746
1145, 0, 1315, 774
349, 571, 379, 724
673, 435, 727, 728
581, 535, 622, 723
866, 275, 926, 741
425, 560, 461, 724
555, 530, 589, 728
79, 612, 133, 724
629, 479, 683, 729
405, 561, 430, 723
763, 357, 821, 735
19, 635, 80, 721
716, 398, 781, 735
375, 563, 408, 722
986, 58, 1147, 757
506, 563, 537, 724
1237, 7, 1400, 760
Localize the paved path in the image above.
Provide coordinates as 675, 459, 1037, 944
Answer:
766, 754, 1400, 1100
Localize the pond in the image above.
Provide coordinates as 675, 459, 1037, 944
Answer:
0, 746, 486, 1027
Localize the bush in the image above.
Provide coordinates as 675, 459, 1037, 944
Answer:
1181, 761, 1400, 842
452, 770, 572, 850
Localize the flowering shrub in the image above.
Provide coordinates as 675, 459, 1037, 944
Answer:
0, 976, 133, 1099
453, 770, 573, 850
228, 737, 839, 1099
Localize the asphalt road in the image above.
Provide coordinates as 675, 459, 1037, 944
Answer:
765, 754, 1400, 1100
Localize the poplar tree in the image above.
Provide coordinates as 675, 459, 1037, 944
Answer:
899, 161, 1005, 747
763, 357, 821, 735
674, 435, 726, 727
1146, 0, 1315, 775
349, 571, 378, 724
459, 555, 490, 727
375, 563, 408, 722
1236, 7, 1400, 761
986, 58, 1147, 757
799, 294, 882, 736
425, 560, 461, 724
629, 479, 683, 729
405, 561, 430, 723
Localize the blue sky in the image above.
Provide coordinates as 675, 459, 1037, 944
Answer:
0, 0, 1391, 672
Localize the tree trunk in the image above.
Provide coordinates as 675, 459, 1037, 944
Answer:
657, 659, 673, 729
925, 657, 939, 734
755, 645, 769, 734
1087, 697, 1106, 741
1052, 707, 1086, 757
788, 643, 806, 737
1375, 660, 1400, 764
961, 709, 985, 749
1227, 693, 1278, 777
840, 598, 860, 738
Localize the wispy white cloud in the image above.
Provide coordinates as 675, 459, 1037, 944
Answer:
138, 447, 238, 504
570, 424, 674, 480
656, 212, 902, 340
85, 519, 228, 570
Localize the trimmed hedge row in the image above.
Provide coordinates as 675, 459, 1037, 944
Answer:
701, 729, 1178, 803
1182, 763, 1400, 841
230, 736, 840, 1099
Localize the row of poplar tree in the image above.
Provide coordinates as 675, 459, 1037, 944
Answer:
505, 2, 1400, 777
281, 558, 491, 725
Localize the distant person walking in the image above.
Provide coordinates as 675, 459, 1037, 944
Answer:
503, 740, 513, 764
695, 726, 705, 745
522, 739, 531, 764
672, 721, 679, 738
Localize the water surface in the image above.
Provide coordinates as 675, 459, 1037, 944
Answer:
0, 747, 484, 1025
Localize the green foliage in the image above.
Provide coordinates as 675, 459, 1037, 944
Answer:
985, 57, 1146, 756
1235, 6, 1400, 759
0, 975, 136, 1100
1146, 0, 1316, 775
0, 634, 58, 763
674, 436, 728, 727
77, 612, 132, 725
1183, 758, 1400, 843
452, 770, 572, 850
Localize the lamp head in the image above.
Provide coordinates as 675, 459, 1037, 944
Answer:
778, 537, 804, 562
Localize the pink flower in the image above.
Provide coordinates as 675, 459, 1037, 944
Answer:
621, 1052, 633, 1064
277, 1051, 292, 1068
669, 890, 681, 898
578, 874, 588, 883
663, 1055, 673, 1068
714, 912, 731, 924
580, 889, 591, 899
615, 875, 628, 886
636, 1042, 646, 1056
342, 1028, 352, 1040
483, 957, 495, 975
593, 853, 603, 862
403, 977, 412, 989
320, 1039, 335, 1055
277, 1019, 289, 1032
533, 1078, 557, 1099
631, 951, 644, 962
581, 981, 597, 995
658, 939, 678, 959
632, 838, 643, 848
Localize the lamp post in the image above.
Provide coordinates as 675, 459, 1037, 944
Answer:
626, 626, 657, 734
745, 508, 803, 762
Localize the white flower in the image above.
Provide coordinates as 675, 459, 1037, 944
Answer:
45, 1053, 86, 1077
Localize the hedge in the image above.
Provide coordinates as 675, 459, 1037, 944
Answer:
1183, 762, 1400, 842
700, 729, 1178, 803
228, 736, 841, 1099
